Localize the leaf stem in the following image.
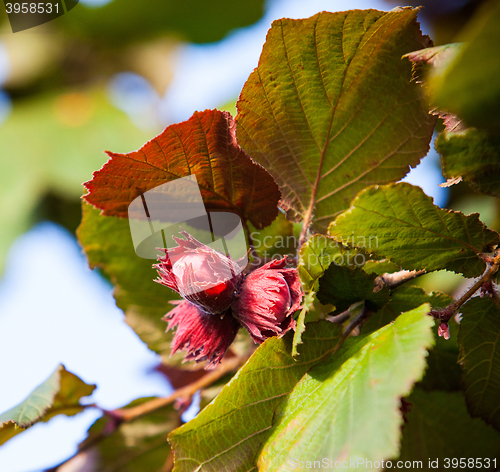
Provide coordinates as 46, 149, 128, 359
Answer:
163, 450, 174, 472
298, 216, 311, 248
242, 219, 259, 268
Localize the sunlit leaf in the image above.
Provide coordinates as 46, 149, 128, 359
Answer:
404, 43, 468, 135
250, 212, 296, 261
362, 259, 401, 275
293, 234, 358, 355
258, 305, 434, 470
290, 300, 310, 359
360, 285, 460, 392
169, 322, 343, 472
84, 109, 280, 230
0, 365, 95, 446
458, 297, 500, 430
329, 183, 499, 277
298, 234, 360, 294
236, 8, 434, 232
405, 43, 462, 71
396, 390, 500, 462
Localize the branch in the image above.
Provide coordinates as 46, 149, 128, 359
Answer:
431, 249, 500, 325
449, 250, 500, 312
45, 356, 245, 472
116, 355, 244, 422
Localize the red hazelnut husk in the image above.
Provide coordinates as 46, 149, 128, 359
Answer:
163, 300, 240, 369
154, 230, 243, 314
232, 257, 303, 343
156, 234, 303, 366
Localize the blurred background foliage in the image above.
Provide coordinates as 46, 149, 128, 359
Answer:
0, 0, 269, 275
0, 0, 498, 285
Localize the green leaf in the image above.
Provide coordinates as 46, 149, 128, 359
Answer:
436, 128, 500, 198
61, 0, 265, 46
404, 44, 468, 136
291, 291, 316, 358
169, 322, 343, 472
293, 234, 359, 355
317, 264, 390, 314
298, 234, 360, 294
396, 389, 500, 463
77, 203, 180, 363
236, 8, 435, 233
58, 398, 179, 472
250, 212, 296, 260
405, 43, 462, 72
403, 44, 500, 201
458, 297, 500, 430
258, 304, 434, 470
362, 259, 401, 275
291, 295, 337, 358
429, 1, 500, 132
358, 285, 460, 391
0, 365, 95, 446
329, 183, 499, 278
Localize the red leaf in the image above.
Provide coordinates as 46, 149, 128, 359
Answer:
83, 109, 280, 229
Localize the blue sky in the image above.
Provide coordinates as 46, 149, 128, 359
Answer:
0, 1, 447, 470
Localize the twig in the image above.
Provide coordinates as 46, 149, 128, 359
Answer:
431, 249, 500, 323
328, 305, 372, 357
44, 356, 245, 472
116, 355, 244, 422
374, 269, 426, 291
449, 249, 500, 313
328, 310, 352, 324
